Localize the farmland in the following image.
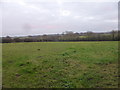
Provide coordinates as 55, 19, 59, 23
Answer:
2, 41, 119, 88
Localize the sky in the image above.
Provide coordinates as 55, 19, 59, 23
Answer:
0, 0, 119, 37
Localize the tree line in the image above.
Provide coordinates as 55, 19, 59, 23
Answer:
1, 30, 120, 43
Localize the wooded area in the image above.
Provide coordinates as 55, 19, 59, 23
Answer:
2, 30, 120, 43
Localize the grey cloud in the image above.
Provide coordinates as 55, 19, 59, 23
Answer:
1, 1, 118, 36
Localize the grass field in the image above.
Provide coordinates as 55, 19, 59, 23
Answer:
2, 41, 119, 88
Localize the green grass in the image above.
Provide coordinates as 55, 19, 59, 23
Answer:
2, 41, 119, 88
79, 36, 87, 38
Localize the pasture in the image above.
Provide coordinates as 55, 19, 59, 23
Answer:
2, 41, 119, 88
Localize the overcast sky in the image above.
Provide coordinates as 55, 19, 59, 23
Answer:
1, 0, 119, 37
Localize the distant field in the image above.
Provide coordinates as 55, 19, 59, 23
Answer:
2, 41, 119, 88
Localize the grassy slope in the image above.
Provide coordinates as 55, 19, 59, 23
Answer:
2, 41, 119, 88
